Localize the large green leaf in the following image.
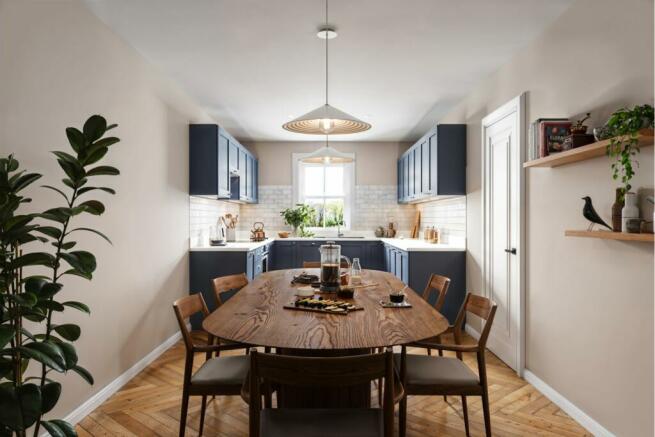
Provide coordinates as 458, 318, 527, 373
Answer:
41, 207, 72, 223
10, 252, 54, 269
67, 227, 112, 244
77, 186, 116, 196
81, 147, 108, 166
71, 364, 94, 385
78, 200, 105, 215
91, 136, 120, 149
83, 115, 107, 142
86, 166, 119, 177
40, 282, 63, 298
53, 324, 81, 342
10, 293, 37, 308
61, 301, 90, 314
34, 225, 62, 239
0, 383, 42, 431
0, 357, 12, 380
0, 327, 13, 349
11, 173, 42, 193
41, 382, 61, 414
18, 342, 65, 372
58, 342, 78, 368
60, 251, 96, 277
4, 214, 35, 231
41, 419, 77, 437
39, 300, 65, 312
66, 127, 86, 153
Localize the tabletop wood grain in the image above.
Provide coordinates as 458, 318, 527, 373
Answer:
202, 269, 449, 350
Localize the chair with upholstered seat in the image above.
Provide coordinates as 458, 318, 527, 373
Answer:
212, 273, 249, 308
173, 293, 250, 437
411, 273, 451, 354
246, 348, 402, 437
397, 292, 497, 437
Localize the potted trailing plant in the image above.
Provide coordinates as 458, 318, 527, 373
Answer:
0, 115, 120, 437
605, 104, 654, 195
280, 204, 316, 237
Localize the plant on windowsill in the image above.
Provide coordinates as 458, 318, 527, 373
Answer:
0, 115, 120, 437
605, 104, 654, 197
280, 204, 316, 237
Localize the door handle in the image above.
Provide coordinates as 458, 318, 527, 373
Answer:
504, 248, 517, 255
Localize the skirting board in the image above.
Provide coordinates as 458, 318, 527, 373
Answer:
465, 325, 613, 436
60, 328, 183, 429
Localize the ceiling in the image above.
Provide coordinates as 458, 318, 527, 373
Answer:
84, 0, 573, 142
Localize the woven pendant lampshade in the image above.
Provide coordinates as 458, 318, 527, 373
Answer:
282, 0, 371, 136
283, 104, 371, 135
300, 144, 354, 164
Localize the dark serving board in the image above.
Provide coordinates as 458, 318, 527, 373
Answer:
283, 302, 364, 316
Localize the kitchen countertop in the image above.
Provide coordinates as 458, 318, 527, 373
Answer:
189, 237, 465, 252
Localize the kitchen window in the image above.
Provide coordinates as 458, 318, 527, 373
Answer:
293, 153, 354, 229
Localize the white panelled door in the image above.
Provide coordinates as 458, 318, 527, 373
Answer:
481, 94, 525, 374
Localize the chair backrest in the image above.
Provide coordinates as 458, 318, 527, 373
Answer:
421, 273, 451, 312
248, 349, 395, 437
173, 293, 212, 354
212, 273, 248, 307
453, 292, 497, 349
303, 260, 350, 268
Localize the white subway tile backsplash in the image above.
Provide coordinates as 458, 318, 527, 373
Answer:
416, 196, 467, 242
189, 197, 239, 246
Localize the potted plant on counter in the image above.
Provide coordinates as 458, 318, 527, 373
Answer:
281, 204, 316, 237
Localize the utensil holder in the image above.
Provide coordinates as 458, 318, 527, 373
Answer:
226, 228, 236, 242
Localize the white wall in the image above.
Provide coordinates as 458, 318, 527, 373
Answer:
0, 0, 213, 419
439, 0, 654, 434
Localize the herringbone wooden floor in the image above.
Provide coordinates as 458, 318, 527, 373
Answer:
76, 334, 591, 436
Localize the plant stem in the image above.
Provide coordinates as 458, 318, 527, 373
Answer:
33, 187, 78, 437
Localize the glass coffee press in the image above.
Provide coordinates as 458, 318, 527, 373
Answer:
318, 241, 351, 292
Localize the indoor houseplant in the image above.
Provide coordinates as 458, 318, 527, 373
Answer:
0, 115, 120, 437
280, 204, 316, 237
605, 104, 654, 195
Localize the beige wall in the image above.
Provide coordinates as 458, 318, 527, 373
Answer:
244, 141, 409, 185
439, 0, 654, 435
0, 0, 212, 419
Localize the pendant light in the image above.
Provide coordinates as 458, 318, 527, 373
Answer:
300, 136, 354, 164
282, 0, 371, 135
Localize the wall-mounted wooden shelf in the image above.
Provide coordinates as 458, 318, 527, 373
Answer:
524, 129, 654, 168
565, 230, 654, 242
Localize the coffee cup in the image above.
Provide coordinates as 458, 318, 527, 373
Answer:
389, 293, 405, 304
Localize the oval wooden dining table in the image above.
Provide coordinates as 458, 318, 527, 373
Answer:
202, 268, 450, 407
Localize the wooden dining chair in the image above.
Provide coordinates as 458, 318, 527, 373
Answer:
173, 293, 250, 437
397, 293, 497, 437
246, 348, 402, 437
411, 273, 452, 356
212, 273, 249, 308
377, 273, 451, 405
302, 260, 350, 268
212, 273, 271, 355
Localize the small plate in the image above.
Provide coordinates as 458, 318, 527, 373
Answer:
379, 300, 412, 308
295, 286, 315, 297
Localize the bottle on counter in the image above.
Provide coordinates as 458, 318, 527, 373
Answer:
350, 258, 362, 285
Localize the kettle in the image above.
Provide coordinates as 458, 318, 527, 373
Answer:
250, 222, 266, 242
210, 217, 227, 246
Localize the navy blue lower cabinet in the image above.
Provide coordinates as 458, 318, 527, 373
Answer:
382, 244, 466, 325
272, 241, 297, 270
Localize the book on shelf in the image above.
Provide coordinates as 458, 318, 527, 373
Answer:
527, 118, 569, 160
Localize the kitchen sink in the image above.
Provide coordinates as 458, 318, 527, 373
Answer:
314, 235, 366, 239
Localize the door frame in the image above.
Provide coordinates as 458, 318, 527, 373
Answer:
480, 93, 526, 376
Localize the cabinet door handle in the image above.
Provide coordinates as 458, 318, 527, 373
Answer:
504, 248, 517, 255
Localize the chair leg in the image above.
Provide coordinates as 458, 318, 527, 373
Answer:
179, 391, 189, 437
461, 396, 470, 437
199, 395, 207, 436
481, 391, 492, 437
399, 396, 407, 437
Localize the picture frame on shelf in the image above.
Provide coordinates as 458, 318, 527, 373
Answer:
539, 120, 572, 156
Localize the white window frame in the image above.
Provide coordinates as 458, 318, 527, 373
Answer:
292, 152, 355, 230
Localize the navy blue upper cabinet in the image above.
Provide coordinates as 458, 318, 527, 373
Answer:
398, 124, 466, 203
189, 124, 258, 203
